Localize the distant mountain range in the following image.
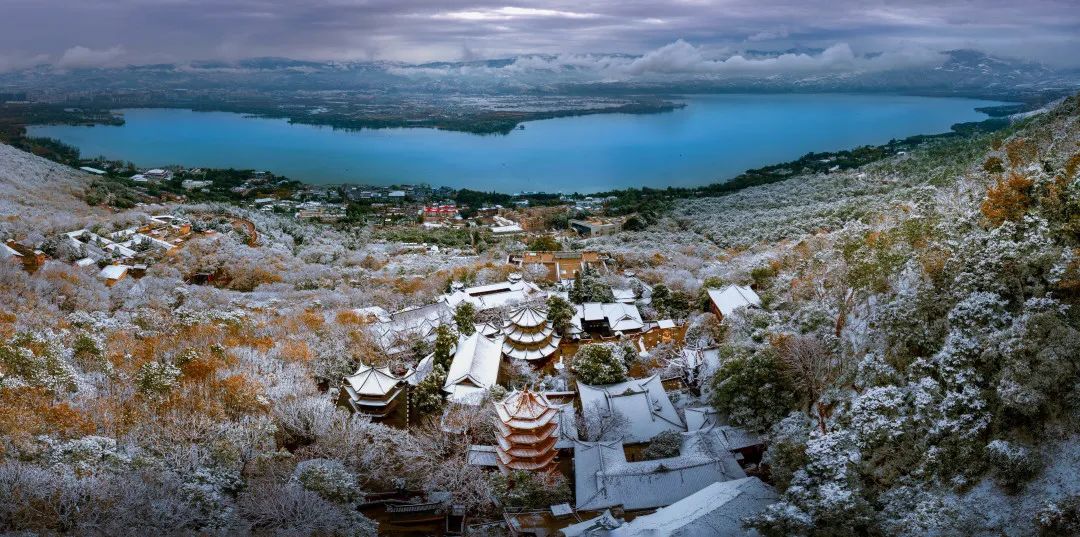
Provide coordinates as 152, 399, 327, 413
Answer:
2, 49, 1076, 101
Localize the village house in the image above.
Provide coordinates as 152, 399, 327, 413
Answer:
422, 203, 458, 221
98, 264, 130, 286
144, 168, 172, 181
1, 241, 22, 263
2, 240, 46, 271
569, 217, 623, 238
507, 251, 606, 283
707, 284, 762, 320
570, 302, 644, 338
491, 223, 525, 236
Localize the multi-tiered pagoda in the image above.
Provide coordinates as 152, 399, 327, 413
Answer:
494, 389, 560, 474
501, 305, 561, 362
340, 364, 406, 421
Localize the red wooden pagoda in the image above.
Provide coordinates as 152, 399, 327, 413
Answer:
494, 389, 560, 474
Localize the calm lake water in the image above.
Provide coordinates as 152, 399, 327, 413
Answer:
29, 94, 1004, 193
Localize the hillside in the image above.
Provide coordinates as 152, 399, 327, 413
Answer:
0, 142, 105, 242
0, 95, 1077, 536
590, 96, 1080, 535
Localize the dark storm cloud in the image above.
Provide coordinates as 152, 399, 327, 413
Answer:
0, 0, 1077, 69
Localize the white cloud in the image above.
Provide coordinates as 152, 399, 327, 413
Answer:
435, 6, 600, 22
56, 45, 127, 69
386, 39, 949, 82
621, 40, 945, 76
0, 53, 50, 73
747, 28, 790, 42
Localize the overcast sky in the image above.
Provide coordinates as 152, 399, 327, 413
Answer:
1, 0, 1078, 70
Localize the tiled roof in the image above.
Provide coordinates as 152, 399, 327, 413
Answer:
577, 375, 684, 444
707, 285, 762, 317
572, 428, 751, 511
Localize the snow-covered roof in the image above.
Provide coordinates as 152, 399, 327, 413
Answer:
555, 404, 580, 449
685, 407, 722, 432
466, 445, 498, 467
405, 354, 434, 386
1, 243, 22, 258
609, 477, 778, 536
495, 390, 559, 428
572, 428, 748, 511
656, 319, 675, 330
75, 257, 96, 267
611, 288, 636, 304
343, 364, 403, 398
367, 302, 452, 355
444, 332, 504, 405
560, 510, 623, 537
501, 304, 562, 361
476, 321, 502, 338
577, 375, 684, 444
353, 305, 392, 323
491, 224, 524, 235
707, 285, 762, 317
681, 347, 722, 384
572, 303, 645, 334
442, 278, 544, 312
98, 264, 129, 281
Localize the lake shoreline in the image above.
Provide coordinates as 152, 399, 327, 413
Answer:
28, 94, 1007, 194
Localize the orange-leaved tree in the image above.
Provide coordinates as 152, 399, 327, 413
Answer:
981, 172, 1034, 227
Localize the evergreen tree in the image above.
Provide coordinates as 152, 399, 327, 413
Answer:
433, 324, 457, 370
454, 302, 476, 336
572, 344, 626, 385
569, 266, 614, 304
546, 295, 575, 334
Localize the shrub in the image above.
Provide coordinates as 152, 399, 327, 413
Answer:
292, 458, 362, 505
642, 430, 683, 460
1036, 495, 1080, 536
569, 266, 614, 304
527, 235, 561, 252
985, 439, 1041, 492
488, 470, 570, 509
983, 156, 1005, 174
136, 361, 181, 397
433, 325, 457, 370
981, 172, 1034, 226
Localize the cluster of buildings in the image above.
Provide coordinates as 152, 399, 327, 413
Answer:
129, 168, 173, 183
334, 249, 771, 534
62, 214, 194, 286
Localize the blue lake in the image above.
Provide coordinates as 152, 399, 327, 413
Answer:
29, 94, 1004, 193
